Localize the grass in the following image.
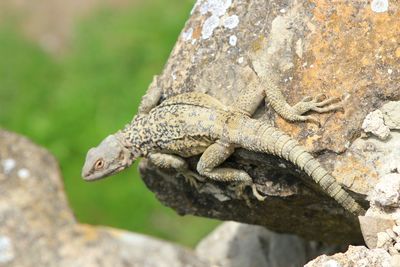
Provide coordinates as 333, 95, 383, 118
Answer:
0, 0, 220, 247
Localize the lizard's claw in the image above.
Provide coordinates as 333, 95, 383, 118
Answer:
181, 170, 204, 189
292, 94, 343, 126
251, 184, 266, 201
232, 182, 266, 204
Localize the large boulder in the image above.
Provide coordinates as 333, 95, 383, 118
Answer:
0, 129, 208, 267
139, 0, 400, 244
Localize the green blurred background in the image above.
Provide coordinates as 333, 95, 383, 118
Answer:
0, 0, 219, 246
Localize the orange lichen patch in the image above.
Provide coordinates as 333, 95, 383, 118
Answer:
275, 116, 302, 136
192, 24, 202, 40
395, 47, 400, 58
295, 0, 400, 151
333, 154, 379, 194
76, 224, 100, 242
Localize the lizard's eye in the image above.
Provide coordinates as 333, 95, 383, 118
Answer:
94, 159, 104, 170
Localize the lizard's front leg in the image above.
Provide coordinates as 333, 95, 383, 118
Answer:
137, 76, 162, 114
147, 153, 203, 188
196, 142, 266, 201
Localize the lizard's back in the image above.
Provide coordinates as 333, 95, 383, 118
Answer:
142, 93, 232, 157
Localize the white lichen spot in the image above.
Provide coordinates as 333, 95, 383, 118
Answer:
362, 109, 390, 140
371, 0, 389, 13
182, 27, 193, 41
200, 0, 232, 16
280, 8, 286, 13
388, 69, 393, 74
0, 236, 14, 264
17, 168, 30, 180
223, 15, 239, 29
202, 15, 220, 39
229, 35, 237, 46
171, 72, 177, 81
1, 159, 16, 174
323, 259, 342, 267
237, 57, 244, 64
200, 0, 234, 39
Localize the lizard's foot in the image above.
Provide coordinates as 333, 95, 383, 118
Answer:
180, 170, 204, 189
233, 182, 266, 202
251, 184, 266, 201
292, 94, 343, 125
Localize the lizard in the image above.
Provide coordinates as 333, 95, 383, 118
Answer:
82, 79, 366, 216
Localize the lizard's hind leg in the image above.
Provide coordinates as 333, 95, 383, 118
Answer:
197, 142, 266, 201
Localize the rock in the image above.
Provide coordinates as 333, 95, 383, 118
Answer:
0, 129, 209, 267
359, 216, 395, 249
140, 0, 400, 244
305, 245, 393, 267
361, 110, 390, 140
370, 174, 400, 209
195, 221, 344, 267
381, 101, 400, 130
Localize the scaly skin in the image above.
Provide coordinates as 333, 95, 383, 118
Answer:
82, 92, 365, 215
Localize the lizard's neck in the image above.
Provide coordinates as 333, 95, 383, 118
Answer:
116, 114, 149, 156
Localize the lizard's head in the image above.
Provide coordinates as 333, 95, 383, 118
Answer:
82, 134, 136, 181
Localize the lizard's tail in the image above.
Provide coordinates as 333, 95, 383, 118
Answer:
235, 122, 366, 216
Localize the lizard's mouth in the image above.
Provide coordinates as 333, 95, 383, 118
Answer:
82, 165, 130, 182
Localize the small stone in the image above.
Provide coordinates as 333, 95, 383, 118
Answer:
388, 69, 393, 74
362, 109, 390, 140
370, 174, 400, 208
394, 242, 400, 251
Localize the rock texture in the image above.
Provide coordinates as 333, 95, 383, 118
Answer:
195, 221, 344, 267
305, 245, 394, 267
0, 128, 350, 266
0, 129, 208, 267
139, 0, 400, 244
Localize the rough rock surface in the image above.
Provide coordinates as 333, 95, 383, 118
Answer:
0, 129, 208, 267
304, 245, 394, 267
139, 0, 400, 244
195, 221, 344, 267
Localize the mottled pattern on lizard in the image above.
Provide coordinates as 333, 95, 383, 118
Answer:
82, 89, 365, 215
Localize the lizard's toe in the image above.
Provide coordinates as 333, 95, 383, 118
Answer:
251, 184, 266, 201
